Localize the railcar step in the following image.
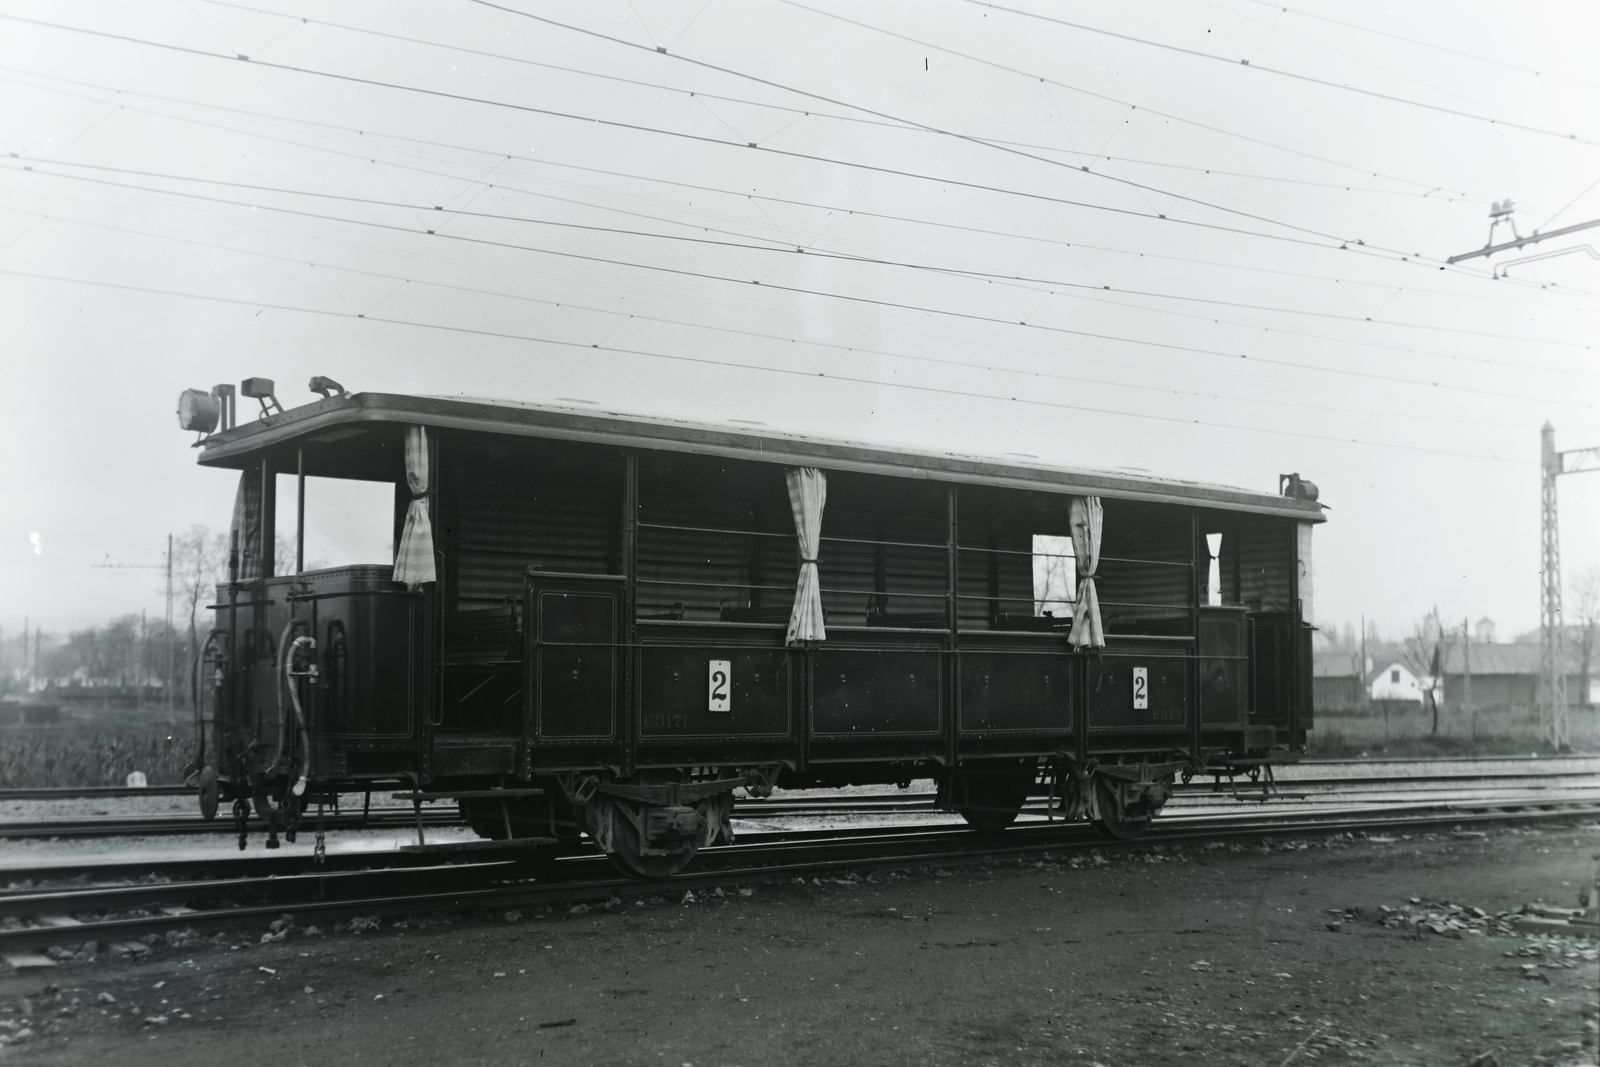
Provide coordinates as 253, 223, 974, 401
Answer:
391, 789, 545, 802
400, 836, 558, 853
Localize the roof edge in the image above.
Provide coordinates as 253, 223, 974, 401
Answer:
197, 392, 1327, 521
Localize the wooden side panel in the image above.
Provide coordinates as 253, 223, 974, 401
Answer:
811, 646, 941, 736
637, 643, 791, 739
958, 650, 1072, 734
1085, 651, 1187, 732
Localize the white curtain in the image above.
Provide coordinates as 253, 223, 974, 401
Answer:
392, 426, 437, 588
1069, 496, 1104, 649
785, 467, 827, 645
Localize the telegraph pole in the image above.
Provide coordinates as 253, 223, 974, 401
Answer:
1541, 424, 1600, 749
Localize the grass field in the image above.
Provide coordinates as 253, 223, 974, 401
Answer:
0, 721, 195, 788
1307, 703, 1600, 758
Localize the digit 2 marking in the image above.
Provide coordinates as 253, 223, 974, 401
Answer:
1132, 666, 1149, 711
708, 659, 731, 712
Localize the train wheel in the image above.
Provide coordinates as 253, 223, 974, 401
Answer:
197, 766, 219, 821
608, 818, 697, 880
955, 771, 1033, 833
1091, 777, 1150, 841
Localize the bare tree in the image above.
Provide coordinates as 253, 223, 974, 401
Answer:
1397, 620, 1443, 736
174, 525, 228, 675
1573, 567, 1600, 708
1031, 534, 1075, 618
274, 533, 295, 578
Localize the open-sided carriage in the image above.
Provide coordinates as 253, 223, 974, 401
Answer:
178, 380, 1322, 876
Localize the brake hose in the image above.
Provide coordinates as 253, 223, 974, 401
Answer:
275, 620, 315, 797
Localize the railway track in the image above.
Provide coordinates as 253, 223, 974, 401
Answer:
3, 758, 1597, 839
1, 790, 1597, 956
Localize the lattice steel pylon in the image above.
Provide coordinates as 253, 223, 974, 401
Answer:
1540, 423, 1600, 750
1540, 423, 1567, 748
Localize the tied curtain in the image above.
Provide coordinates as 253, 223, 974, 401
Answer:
392, 426, 437, 588
784, 467, 827, 646
229, 465, 263, 581
1068, 496, 1104, 650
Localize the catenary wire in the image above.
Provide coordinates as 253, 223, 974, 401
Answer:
7, 162, 1594, 412
460, 0, 1437, 245
2, 10, 1412, 259
0, 265, 1538, 464
1, 55, 1486, 206
1230, 0, 1600, 91
954, 0, 1598, 147
762, 1, 1508, 198
12, 205, 1559, 435
7, 64, 1582, 313
17, 151, 1586, 362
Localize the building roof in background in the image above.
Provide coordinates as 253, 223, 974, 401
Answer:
1440, 642, 1587, 675
1313, 650, 1363, 678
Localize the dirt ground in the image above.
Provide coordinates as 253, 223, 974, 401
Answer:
3, 823, 1599, 1067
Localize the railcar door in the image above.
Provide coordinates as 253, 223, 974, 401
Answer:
525, 573, 626, 771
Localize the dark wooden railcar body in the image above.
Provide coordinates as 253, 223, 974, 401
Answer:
190, 391, 1322, 869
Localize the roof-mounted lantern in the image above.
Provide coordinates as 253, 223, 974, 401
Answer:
1279, 472, 1319, 502
309, 375, 347, 399
241, 377, 284, 418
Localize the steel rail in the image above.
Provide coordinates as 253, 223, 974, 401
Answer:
4, 770, 1599, 837
0, 795, 1596, 955
2, 756, 1593, 802
0, 808, 458, 840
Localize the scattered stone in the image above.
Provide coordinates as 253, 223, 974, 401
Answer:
348, 917, 380, 934
504, 911, 522, 923
569, 904, 590, 915
681, 891, 696, 905
2, 953, 56, 974
96, 992, 116, 1004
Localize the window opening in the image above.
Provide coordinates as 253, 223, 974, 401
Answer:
1206, 532, 1223, 607
1032, 534, 1076, 618
1391, 669, 1400, 684
275, 474, 395, 573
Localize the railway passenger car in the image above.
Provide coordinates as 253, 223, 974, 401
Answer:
177, 380, 1323, 877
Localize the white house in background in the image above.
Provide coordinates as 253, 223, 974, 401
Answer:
1370, 661, 1429, 702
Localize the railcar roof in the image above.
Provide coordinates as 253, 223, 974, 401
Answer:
196, 391, 1325, 521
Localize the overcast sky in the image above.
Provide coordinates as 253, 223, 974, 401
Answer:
3, 0, 1598, 639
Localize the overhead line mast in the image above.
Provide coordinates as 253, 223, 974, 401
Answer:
1541, 424, 1600, 750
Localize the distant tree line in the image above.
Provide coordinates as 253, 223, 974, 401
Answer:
3, 524, 291, 706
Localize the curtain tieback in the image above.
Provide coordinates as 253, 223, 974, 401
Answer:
800, 556, 819, 564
